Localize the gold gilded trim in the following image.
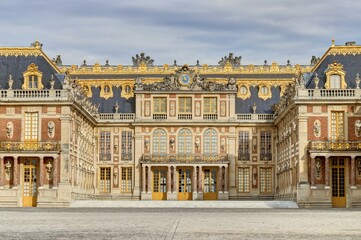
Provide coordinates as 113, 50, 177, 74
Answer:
325, 62, 347, 89
100, 83, 113, 99
22, 63, 43, 90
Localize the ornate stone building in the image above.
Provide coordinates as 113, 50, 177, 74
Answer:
0, 40, 360, 207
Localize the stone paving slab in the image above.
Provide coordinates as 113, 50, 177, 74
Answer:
70, 200, 299, 208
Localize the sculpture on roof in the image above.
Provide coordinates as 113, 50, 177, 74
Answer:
52, 55, 62, 65
218, 53, 242, 67
132, 53, 154, 67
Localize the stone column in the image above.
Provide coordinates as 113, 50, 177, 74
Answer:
227, 134, 237, 195
198, 166, 202, 192
13, 157, 18, 187
60, 114, 72, 183
310, 157, 315, 188
218, 166, 223, 193
53, 156, 59, 187
224, 165, 228, 192
325, 157, 330, 189
0, 156, 3, 187
39, 157, 44, 187
193, 166, 197, 193
142, 165, 146, 193
133, 131, 143, 196
351, 156, 356, 188
298, 115, 309, 185
147, 165, 151, 193
168, 165, 172, 193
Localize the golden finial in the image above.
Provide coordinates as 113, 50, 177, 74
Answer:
331, 38, 335, 46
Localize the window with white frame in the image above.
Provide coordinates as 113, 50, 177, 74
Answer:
99, 131, 111, 161
238, 131, 250, 161
121, 167, 132, 193
121, 131, 132, 160
178, 128, 192, 155
238, 167, 250, 192
260, 167, 272, 193
203, 128, 218, 155
152, 129, 167, 155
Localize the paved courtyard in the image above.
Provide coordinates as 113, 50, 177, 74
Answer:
0, 207, 361, 239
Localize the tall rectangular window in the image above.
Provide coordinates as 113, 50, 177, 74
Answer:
260, 131, 272, 161
238, 167, 250, 192
25, 112, 39, 141
121, 167, 132, 193
204, 97, 217, 113
178, 97, 192, 113
331, 111, 344, 140
153, 97, 167, 113
100, 131, 111, 161
100, 167, 111, 193
238, 131, 250, 161
121, 131, 132, 160
260, 167, 272, 193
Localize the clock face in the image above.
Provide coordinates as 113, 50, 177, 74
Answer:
179, 74, 191, 86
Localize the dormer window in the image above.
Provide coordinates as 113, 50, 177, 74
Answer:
330, 74, 341, 89
258, 85, 272, 100
325, 62, 347, 89
237, 85, 251, 100
100, 84, 113, 99
22, 63, 43, 90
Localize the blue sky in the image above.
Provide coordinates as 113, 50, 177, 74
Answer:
0, 0, 360, 66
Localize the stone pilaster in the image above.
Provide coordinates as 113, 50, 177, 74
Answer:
39, 157, 44, 188
13, 157, 18, 187
133, 132, 143, 196
325, 157, 330, 189
310, 157, 315, 189
60, 114, 72, 183
227, 133, 237, 196
0, 157, 3, 187
351, 156, 356, 189
142, 165, 146, 193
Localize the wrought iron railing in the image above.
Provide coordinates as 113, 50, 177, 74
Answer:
99, 153, 112, 161
238, 153, 250, 161
121, 153, 133, 161
141, 154, 229, 163
0, 141, 61, 152
308, 141, 361, 151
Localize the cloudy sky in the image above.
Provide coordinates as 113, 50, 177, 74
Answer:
0, 0, 360, 66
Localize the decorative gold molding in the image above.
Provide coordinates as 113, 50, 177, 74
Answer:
328, 46, 361, 56
65, 62, 311, 75
0, 48, 42, 57
22, 63, 43, 90
99, 83, 113, 99
325, 62, 347, 89
237, 84, 251, 100
119, 81, 134, 99
258, 85, 272, 101
82, 84, 92, 98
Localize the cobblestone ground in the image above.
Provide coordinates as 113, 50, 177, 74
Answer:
0, 208, 361, 239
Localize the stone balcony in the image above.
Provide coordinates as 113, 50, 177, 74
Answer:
298, 88, 361, 100
308, 140, 361, 151
0, 89, 68, 101
140, 153, 229, 164
0, 141, 61, 152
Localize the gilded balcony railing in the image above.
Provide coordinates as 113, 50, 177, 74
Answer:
308, 141, 361, 151
0, 141, 61, 152
141, 154, 229, 163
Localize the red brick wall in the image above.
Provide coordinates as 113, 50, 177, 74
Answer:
308, 117, 328, 141
41, 118, 61, 141
348, 117, 361, 141
0, 119, 21, 141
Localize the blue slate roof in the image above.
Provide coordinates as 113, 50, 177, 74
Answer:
0, 55, 63, 90
307, 54, 361, 89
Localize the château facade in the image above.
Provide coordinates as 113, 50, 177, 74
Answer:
0, 40, 360, 208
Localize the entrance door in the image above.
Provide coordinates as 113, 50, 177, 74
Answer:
203, 168, 217, 200
22, 159, 38, 207
332, 158, 346, 208
178, 168, 192, 200
152, 168, 167, 200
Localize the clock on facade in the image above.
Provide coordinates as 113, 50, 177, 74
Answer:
179, 74, 191, 86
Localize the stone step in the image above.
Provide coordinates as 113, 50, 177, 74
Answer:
70, 200, 298, 208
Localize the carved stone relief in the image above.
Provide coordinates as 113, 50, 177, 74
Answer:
46, 160, 53, 180
48, 121, 55, 138
113, 167, 118, 186
313, 120, 321, 137
170, 101, 175, 117
5, 160, 12, 181
145, 101, 150, 117
6, 122, 13, 138
220, 101, 226, 117
195, 101, 201, 117
355, 120, 361, 137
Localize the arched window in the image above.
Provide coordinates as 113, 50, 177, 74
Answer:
152, 129, 167, 155
178, 128, 192, 155
22, 63, 43, 90
203, 128, 218, 155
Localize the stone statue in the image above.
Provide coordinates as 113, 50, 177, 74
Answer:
7, 75, 13, 90
132, 53, 154, 67
218, 53, 242, 67
227, 77, 237, 90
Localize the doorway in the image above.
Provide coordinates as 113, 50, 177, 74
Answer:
331, 158, 346, 208
22, 159, 38, 207
178, 168, 192, 200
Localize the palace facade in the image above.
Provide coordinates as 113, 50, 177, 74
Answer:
0, 40, 360, 207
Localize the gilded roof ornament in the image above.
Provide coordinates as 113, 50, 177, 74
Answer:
30, 39, 43, 49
